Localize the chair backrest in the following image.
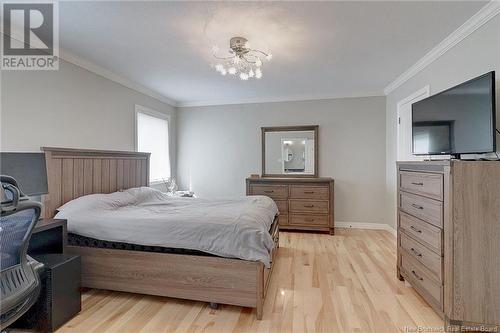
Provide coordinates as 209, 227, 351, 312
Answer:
0, 175, 44, 329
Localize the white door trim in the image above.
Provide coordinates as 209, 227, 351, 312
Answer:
397, 85, 430, 161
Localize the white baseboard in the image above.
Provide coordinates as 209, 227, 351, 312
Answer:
335, 221, 396, 237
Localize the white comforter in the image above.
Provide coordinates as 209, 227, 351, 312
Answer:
55, 187, 278, 267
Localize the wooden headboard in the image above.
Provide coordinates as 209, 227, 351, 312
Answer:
41, 147, 150, 218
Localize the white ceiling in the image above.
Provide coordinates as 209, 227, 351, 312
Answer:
57, 1, 487, 106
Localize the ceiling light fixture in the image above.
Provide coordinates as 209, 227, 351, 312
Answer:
212, 37, 272, 80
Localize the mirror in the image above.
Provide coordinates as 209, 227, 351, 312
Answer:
262, 126, 318, 177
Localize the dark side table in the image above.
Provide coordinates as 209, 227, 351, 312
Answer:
13, 219, 81, 332
28, 219, 68, 255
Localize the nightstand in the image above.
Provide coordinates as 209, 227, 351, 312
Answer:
13, 254, 82, 332
13, 219, 81, 332
28, 219, 67, 255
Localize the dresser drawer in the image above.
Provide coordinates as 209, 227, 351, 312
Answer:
400, 171, 443, 201
400, 192, 443, 228
290, 185, 329, 200
275, 200, 288, 214
289, 214, 329, 226
289, 200, 329, 214
250, 185, 288, 199
400, 232, 442, 281
401, 253, 442, 311
278, 215, 288, 226
399, 211, 442, 254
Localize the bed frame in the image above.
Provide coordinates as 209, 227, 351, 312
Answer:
41, 147, 278, 319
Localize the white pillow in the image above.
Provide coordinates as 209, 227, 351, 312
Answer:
122, 186, 170, 203
56, 186, 167, 215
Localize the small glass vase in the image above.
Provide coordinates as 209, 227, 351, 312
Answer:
162, 178, 178, 194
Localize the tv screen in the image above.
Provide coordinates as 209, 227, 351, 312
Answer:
412, 71, 496, 155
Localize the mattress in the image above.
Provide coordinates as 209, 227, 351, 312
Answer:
67, 232, 219, 257
67, 218, 278, 258
55, 187, 278, 267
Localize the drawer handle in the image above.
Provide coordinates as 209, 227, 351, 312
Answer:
411, 270, 424, 281
304, 191, 315, 194
305, 218, 315, 222
264, 190, 274, 193
303, 204, 315, 208
410, 225, 422, 234
411, 182, 424, 186
410, 247, 423, 257
411, 203, 424, 210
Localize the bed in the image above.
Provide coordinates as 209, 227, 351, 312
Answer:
41, 147, 279, 319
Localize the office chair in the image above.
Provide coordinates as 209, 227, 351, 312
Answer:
0, 175, 44, 330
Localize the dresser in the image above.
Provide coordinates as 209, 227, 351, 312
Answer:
246, 177, 334, 234
397, 161, 500, 330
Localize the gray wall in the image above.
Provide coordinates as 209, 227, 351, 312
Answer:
1, 59, 176, 175
176, 96, 387, 225
385, 15, 500, 228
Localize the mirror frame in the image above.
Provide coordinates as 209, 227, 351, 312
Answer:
261, 125, 319, 178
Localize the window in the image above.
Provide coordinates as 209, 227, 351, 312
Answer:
135, 105, 171, 183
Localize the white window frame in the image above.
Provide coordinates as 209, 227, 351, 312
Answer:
135, 104, 171, 185
397, 85, 430, 161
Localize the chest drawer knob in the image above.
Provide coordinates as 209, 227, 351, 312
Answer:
264, 190, 274, 193
304, 191, 314, 194
410, 247, 423, 257
411, 270, 424, 281
303, 204, 314, 208
410, 225, 423, 233
411, 182, 424, 186
411, 203, 424, 210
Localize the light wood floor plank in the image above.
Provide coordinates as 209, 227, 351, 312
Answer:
57, 229, 443, 333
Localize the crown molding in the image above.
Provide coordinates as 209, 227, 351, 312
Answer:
29, 45, 384, 108
59, 49, 178, 107
383, 0, 500, 95
176, 91, 385, 108
0, 28, 177, 106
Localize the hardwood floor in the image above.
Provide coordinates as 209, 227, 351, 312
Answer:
57, 229, 443, 333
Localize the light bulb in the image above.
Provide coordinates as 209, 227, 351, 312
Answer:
255, 71, 262, 79
248, 69, 255, 77
240, 73, 249, 80
255, 68, 262, 75
255, 58, 262, 67
228, 67, 236, 75
266, 53, 273, 61
233, 56, 241, 64
221, 68, 227, 75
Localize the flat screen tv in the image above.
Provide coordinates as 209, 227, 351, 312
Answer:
412, 71, 496, 157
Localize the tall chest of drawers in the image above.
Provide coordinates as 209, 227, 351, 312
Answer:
397, 161, 500, 330
246, 177, 334, 234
